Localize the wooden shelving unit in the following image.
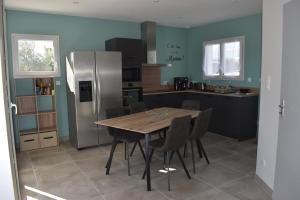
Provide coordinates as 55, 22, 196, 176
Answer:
15, 78, 59, 151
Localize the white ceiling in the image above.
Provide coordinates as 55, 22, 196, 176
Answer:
4, 0, 262, 28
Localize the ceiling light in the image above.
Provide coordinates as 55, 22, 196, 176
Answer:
153, 0, 160, 3
73, 1, 79, 4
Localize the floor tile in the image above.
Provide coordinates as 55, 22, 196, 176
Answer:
187, 188, 240, 200
35, 161, 81, 185
156, 176, 213, 200
17, 152, 33, 172
103, 185, 168, 200
216, 154, 256, 174
203, 146, 235, 162
18, 169, 37, 196
220, 176, 271, 200
192, 163, 245, 187
202, 132, 233, 146
16, 133, 270, 200
37, 173, 100, 200
30, 151, 73, 169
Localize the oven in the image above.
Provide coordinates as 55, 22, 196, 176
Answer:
122, 67, 141, 82
122, 87, 143, 106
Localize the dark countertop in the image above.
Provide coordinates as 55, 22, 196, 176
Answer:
143, 89, 259, 98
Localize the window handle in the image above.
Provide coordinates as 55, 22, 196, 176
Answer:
10, 103, 17, 115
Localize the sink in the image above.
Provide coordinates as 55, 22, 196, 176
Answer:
214, 87, 236, 94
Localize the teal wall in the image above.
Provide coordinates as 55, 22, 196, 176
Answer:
157, 25, 188, 83
187, 14, 262, 87
6, 10, 188, 141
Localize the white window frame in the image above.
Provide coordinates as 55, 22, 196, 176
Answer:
12, 34, 60, 78
203, 36, 245, 80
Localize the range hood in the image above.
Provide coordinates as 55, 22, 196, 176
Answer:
141, 21, 172, 67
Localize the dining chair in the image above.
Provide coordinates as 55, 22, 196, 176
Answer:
181, 99, 201, 157
129, 102, 147, 113
128, 102, 147, 157
105, 107, 145, 176
181, 99, 201, 110
142, 115, 192, 191
188, 108, 213, 173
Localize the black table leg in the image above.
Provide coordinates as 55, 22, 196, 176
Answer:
145, 134, 151, 191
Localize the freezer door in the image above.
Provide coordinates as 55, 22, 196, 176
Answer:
73, 51, 98, 148
96, 52, 122, 144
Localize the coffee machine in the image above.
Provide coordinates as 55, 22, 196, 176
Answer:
174, 77, 189, 91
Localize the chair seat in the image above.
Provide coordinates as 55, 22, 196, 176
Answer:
149, 138, 165, 149
115, 131, 144, 143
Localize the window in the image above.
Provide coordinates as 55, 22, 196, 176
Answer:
203, 36, 244, 80
12, 34, 60, 78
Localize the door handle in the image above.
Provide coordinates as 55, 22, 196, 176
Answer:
10, 103, 17, 115
279, 99, 286, 117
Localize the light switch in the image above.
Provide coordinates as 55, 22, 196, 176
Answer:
56, 81, 61, 86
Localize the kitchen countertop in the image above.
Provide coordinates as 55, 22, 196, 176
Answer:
143, 89, 259, 98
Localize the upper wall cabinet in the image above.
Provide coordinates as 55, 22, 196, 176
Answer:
105, 38, 142, 68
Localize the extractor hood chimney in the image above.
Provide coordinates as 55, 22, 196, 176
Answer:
141, 21, 171, 67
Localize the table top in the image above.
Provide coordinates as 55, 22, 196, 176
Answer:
95, 107, 200, 134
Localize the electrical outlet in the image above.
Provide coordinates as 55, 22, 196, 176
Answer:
56, 81, 61, 86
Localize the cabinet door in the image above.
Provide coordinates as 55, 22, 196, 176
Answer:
143, 94, 161, 109
161, 93, 187, 108
217, 96, 240, 138
184, 93, 204, 110
106, 38, 142, 68
202, 95, 220, 133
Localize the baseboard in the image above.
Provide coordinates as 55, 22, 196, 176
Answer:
255, 175, 273, 197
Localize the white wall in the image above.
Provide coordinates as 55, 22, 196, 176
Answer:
0, 40, 16, 200
0, 79, 16, 200
256, 0, 290, 190
0, 0, 17, 199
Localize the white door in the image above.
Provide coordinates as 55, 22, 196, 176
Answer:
273, 0, 300, 199
0, 3, 20, 200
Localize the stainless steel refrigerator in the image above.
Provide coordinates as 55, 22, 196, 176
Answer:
66, 51, 122, 149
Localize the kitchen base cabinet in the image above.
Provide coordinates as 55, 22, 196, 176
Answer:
144, 92, 258, 141
144, 92, 185, 109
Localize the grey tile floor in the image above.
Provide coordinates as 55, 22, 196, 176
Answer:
17, 133, 271, 200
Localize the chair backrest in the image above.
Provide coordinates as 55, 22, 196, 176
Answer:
160, 115, 191, 152
190, 108, 213, 140
129, 102, 147, 114
105, 107, 127, 137
181, 100, 201, 110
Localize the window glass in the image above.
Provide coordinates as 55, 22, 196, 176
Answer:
18, 39, 55, 72
203, 44, 220, 76
223, 41, 241, 76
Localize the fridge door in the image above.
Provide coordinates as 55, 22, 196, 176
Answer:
73, 51, 98, 149
96, 51, 122, 144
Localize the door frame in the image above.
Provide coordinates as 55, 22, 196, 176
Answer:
0, 3, 21, 200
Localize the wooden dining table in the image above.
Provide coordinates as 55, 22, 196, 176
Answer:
95, 107, 200, 191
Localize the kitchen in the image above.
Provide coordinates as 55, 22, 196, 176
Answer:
1, 0, 278, 200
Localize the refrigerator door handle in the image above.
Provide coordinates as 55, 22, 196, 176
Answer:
98, 73, 101, 118
96, 58, 101, 120
93, 75, 97, 116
